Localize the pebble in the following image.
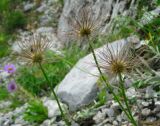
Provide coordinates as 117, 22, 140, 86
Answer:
113, 120, 119, 126
142, 108, 151, 116
24, 3, 35, 12
105, 108, 115, 117
126, 87, 137, 99
141, 101, 149, 107
146, 116, 157, 122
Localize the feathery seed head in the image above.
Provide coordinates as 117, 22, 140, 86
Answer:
17, 33, 52, 65
98, 42, 137, 77
68, 6, 101, 43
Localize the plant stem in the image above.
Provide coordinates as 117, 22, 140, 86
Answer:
88, 41, 135, 124
39, 63, 71, 126
119, 74, 137, 126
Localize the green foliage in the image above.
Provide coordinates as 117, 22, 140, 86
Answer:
132, 80, 146, 89
138, 17, 160, 51
17, 45, 88, 96
0, 87, 9, 101
0, 33, 11, 57
0, 0, 27, 58
136, 0, 156, 19
0, 0, 25, 12
24, 100, 48, 123
57, 0, 64, 6
95, 76, 108, 107
157, 0, 160, 5
17, 67, 47, 96
97, 89, 107, 106
0, 0, 10, 13
73, 107, 96, 122
0, 86, 30, 113
3, 11, 27, 33
94, 16, 136, 48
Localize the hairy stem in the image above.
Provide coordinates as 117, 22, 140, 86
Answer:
119, 74, 137, 126
39, 63, 71, 126
89, 41, 136, 124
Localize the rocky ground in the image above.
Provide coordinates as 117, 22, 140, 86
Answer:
0, 0, 160, 126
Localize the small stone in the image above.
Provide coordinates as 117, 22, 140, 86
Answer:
141, 101, 149, 107
3, 119, 11, 126
0, 101, 12, 109
104, 124, 112, 126
155, 101, 160, 106
71, 121, 79, 126
111, 102, 121, 115
39, 15, 52, 26
113, 120, 119, 126
36, 3, 47, 13
24, 3, 35, 12
126, 87, 136, 99
154, 104, 160, 112
117, 115, 122, 122
57, 121, 65, 126
156, 113, 160, 118
43, 99, 64, 118
93, 111, 106, 124
41, 119, 51, 126
124, 78, 133, 88
146, 116, 156, 122
121, 111, 129, 120
14, 116, 25, 124
0, 71, 10, 81
145, 86, 154, 98
36, 27, 54, 34
142, 108, 151, 116
48, 0, 55, 6
11, 124, 22, 126
105, 108, 115, 117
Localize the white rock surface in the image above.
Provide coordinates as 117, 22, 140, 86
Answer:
56, 36, 140, 111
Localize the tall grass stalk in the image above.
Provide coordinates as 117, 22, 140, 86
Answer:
39, 63, 71, 126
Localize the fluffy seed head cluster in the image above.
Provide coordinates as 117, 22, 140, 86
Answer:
17, 34, 52, 65
68, 6, 101, 42
98, 42, 137, 77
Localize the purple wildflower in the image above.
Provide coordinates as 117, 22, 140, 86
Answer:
4, 64, 16, 74
7, 80, 17, 92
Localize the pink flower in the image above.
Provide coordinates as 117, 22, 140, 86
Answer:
4, 64, 16, 74
7, 80, 17, 92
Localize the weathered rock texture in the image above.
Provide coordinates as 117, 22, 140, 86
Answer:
56, 36, 140, 111
57, 0, 138, 42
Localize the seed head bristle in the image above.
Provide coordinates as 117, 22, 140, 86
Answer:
67, 6, 101, 43
17, 33, 52, 65
98, 42, 137, 77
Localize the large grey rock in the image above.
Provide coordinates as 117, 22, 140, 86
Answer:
56, 36, 140, 111
57, 0, 138, 42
